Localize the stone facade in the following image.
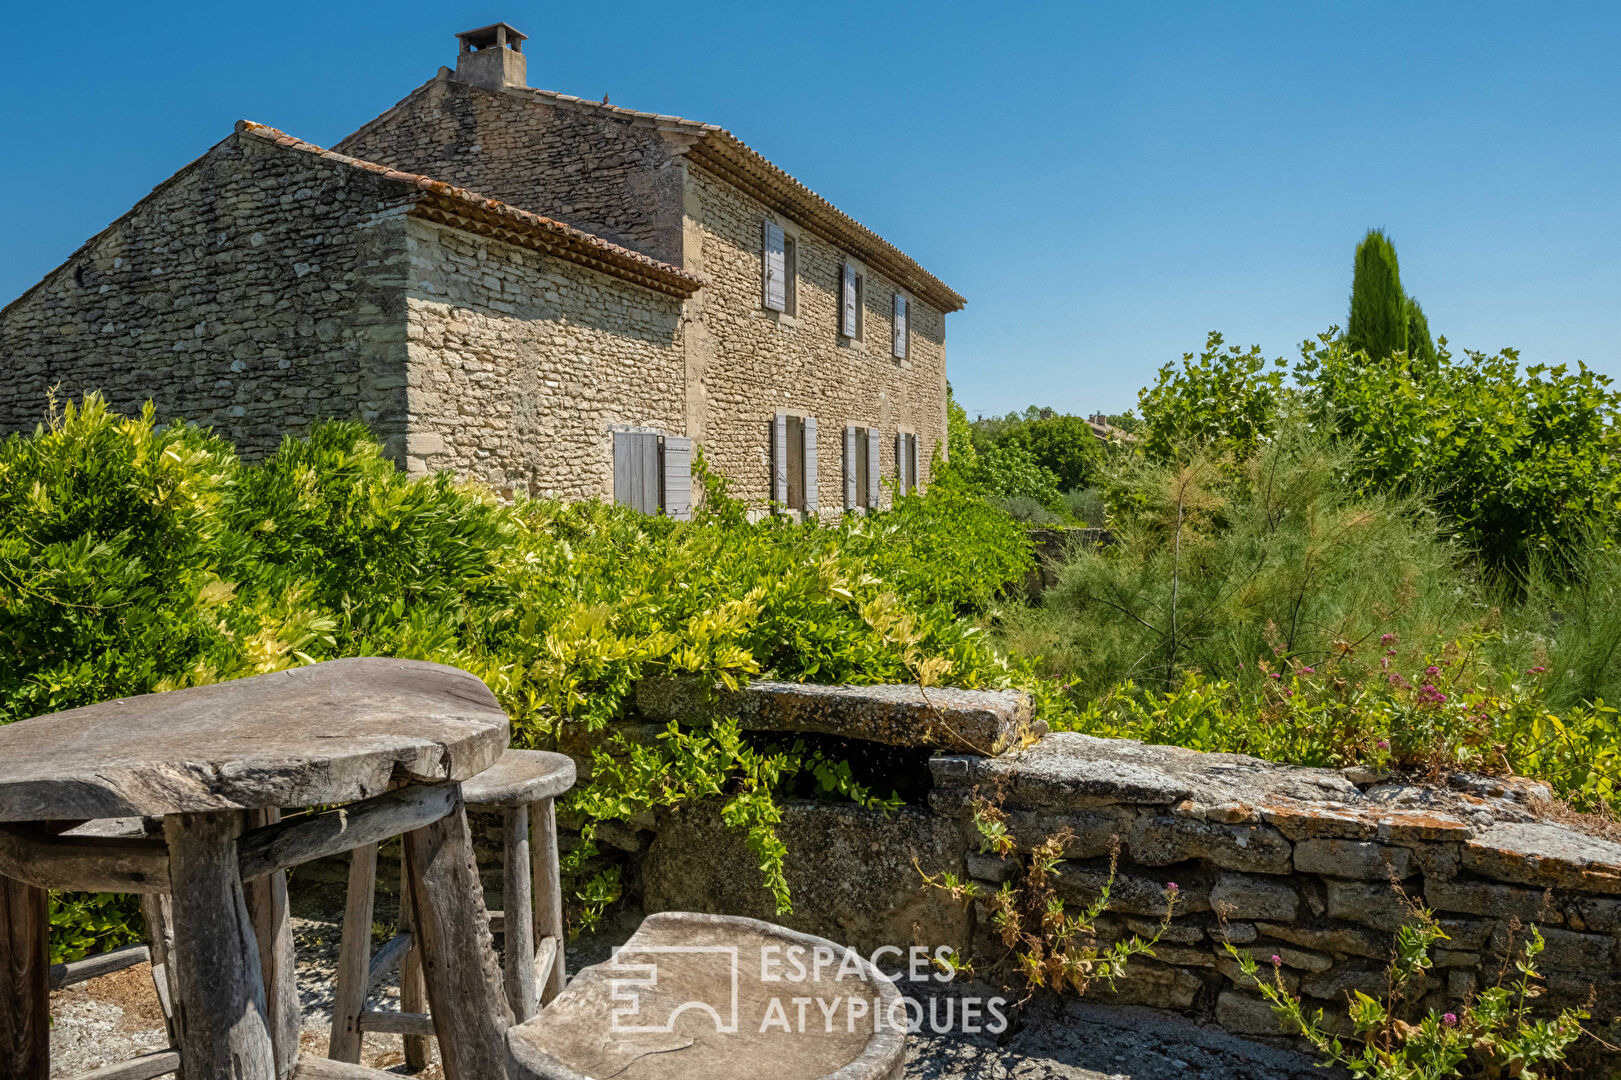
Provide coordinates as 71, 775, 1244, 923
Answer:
0, 131, 414, 457
402, 218, 685, 494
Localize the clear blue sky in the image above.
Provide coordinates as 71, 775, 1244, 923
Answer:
3, 2, 1617, 417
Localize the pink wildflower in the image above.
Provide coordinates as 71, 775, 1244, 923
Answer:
1166, 882, 1179, 893
1377, 739, 1390, 750
1269, 672, 1281, 680
1442, 1012, 1458, 1027
1381, 633, 1397, 645
1528, 666, 1548, 674
1299, 666, 1315, 674
1425, 665, 1441, 676
1270, 954, 1282, 966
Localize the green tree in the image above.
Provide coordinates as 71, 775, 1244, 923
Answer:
1405, 295, 1437, 364
1002, 414, 1106, 491
1347, 228, 1408, 361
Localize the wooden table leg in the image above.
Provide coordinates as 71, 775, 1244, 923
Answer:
0, 874, 48, 1080
328, 841, 377, 1063
531, 798, 566, 1004
404, 789, 512, 1080
246, 808, 301, 1079
397, 843, 429, 1071
502, 807, 538, 1022
165, 811, 276, 1080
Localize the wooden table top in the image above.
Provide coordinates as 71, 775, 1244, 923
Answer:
0, 658, 509, 821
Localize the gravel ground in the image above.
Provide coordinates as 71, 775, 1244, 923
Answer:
50, 881, 1326, 1079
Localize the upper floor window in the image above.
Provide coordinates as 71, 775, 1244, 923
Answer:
892, 293, 908, 359
763, 220, 797, 315
841, 263, 864, 340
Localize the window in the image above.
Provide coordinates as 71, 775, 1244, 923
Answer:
892, 293, 908, 359
772, 412, 818, 514
763, 220, 798, 315
844, 425, 882, 512
840, 262, 864, 339
613, 430, 694, 519
895, 431, 919, 495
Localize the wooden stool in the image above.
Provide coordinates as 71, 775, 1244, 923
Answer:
505, 912, 907, 1080
0, 658, 513, 1080
329, 748, 576, 1067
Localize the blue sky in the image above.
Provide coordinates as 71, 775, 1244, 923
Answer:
3, 2, 1617, 417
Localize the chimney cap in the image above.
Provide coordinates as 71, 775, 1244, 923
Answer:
456, 22, 527, 54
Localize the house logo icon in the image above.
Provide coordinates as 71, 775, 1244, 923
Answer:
607, 944, 741, 1034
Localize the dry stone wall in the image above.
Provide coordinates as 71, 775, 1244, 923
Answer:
402, 218, 686, 496
0, 132, 416, 454
595, 682, 1621, 1057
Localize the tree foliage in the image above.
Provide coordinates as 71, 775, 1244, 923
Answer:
1348, 227, 1408, 361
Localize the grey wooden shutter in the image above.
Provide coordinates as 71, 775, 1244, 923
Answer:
892, 293, 907, 359
773, 413, 788, 506
803, 416, 818, 515
663, 436, 693, 521
763, 220, 786, 312
843, 426, 857, 511
613, 431, 660, 513
895, 432, 906, 494
866, 427, 881, 509
841, 263, 858, 337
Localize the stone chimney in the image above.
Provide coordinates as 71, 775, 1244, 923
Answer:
453, 23, 527, 90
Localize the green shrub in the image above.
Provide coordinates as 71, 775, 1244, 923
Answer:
967, 441, 1064, 511
1136, 332, 1288, 463
1, 396, 1034, 951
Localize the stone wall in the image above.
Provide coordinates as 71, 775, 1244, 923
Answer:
593, 686, 1621, 1056
682, 164, 948, 515
337, 76, 688, 266
0, 131, 415, 455
401, 218, 687, 496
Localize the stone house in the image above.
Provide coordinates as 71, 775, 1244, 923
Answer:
0, 22, 964, 517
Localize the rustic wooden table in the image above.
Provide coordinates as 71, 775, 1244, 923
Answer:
0, 657, 516, 1080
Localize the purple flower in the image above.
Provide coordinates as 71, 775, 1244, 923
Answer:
1237, 661, 1244, 670
1442, 1012, 1458, 1027
1377, 739, 1390, 750
1528, 666, 1548, 674
1426, 665, 1441, 676
1270, 954, 1282, 967
1269, 672, 1281, 680
1166, 882, 1179, 892
1381, 633, 1397, 645
1299, 666, 1315, 674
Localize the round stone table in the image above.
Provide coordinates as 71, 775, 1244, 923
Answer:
0, 657, 514, 1080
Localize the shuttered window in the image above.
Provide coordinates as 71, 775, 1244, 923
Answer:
866, 427, 881, 509
840, 263, 863, 339
844, 426, 872, 512
894, 431, 919, 496
763, 220, 787, 312
614, 430, 693, 518
892, 293, 908, 359
773, 413, 818, 515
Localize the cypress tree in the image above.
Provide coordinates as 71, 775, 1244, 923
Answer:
1404, 295, 1437, 364
1347, 228, 1407, 361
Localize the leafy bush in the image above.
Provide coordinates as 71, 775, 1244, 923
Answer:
967, 441, 1064, 511
1136, 332, 1288, 463
0, 396, 1034, 953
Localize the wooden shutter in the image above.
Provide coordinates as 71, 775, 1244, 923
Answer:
803, 416, 818, 515
663, 436, 693, 521
895, 432, 906, 494
866, 427, 881, 509
772, 413, 788, 507
892, 294, 907, 359
841, 263, 858, 338
763, 220, 786, 312
906, 434, 918, 493
843, 426, 858, 511
613, 431, 660, 513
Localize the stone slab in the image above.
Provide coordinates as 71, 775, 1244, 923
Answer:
637, 676, 1038, 753
0, 658, 509, 820
1462, 822, 1621, 893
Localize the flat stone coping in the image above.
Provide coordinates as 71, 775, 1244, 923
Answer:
505, 910, 906, 1080
637, 677, 1040, 753
0, 658, 509, 820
